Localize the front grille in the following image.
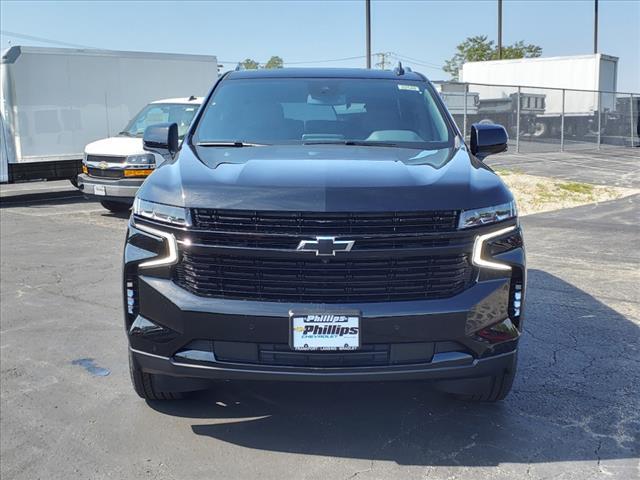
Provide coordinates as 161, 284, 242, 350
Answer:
87, 167, 123, 179
184, 231, 456, 250
175, 340, 468, 368
86, 154, 126, 164
257, 343, 391, 366
192, 209, 459, 235
174, 252, 473, 303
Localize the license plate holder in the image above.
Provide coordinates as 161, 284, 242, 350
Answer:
290, 312, 361, 351
94, 185, 106, 196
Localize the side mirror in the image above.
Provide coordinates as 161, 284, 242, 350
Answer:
143, 123, 179, 157
470, 123, 508, 160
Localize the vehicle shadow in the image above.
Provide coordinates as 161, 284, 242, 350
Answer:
0, 190, 131, 219
0, 189, 88, 209
148, 269, 639, 467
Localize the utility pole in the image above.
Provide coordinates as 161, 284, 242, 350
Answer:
497, 0, 503, 59
375, 52, 392, 70
594, 0, 598, 54
365, 0, 371, 68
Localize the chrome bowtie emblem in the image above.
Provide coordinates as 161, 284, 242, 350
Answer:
98, 161, 108, 170
296, 236, 355, 256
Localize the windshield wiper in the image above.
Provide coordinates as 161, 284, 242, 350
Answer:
302, 140, 399, 147
196, 141, 269, 147
118, 131, 134, 137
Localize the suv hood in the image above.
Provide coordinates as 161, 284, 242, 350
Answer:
137, 144, 513, 212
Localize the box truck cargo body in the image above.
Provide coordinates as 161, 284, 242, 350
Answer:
459, 54, 621, 138
0, 46, 218, 183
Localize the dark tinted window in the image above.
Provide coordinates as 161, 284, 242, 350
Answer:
194, 78, 452, 148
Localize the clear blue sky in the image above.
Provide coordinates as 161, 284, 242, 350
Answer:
1, 0, 639, 92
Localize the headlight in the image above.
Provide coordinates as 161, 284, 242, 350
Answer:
459, 201, 517, 229
127, 154, 155, 166
134, 222, 179, 269
472, 225, 516, 271
133, 198, 191, 227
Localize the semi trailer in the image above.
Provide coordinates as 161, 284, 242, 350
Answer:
436, 82, 545, 137
0, 46, 218, 183
459, 54, 634, 140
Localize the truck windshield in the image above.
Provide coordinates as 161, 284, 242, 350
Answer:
193, 78, 453, 149
120, 103, 199, 139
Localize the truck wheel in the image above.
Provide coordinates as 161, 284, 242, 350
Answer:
100, 200, 131, 213
533, 121, 548, 137
454, 355, 517, 402
436, 354, 517, 402
129, 351, 184, 400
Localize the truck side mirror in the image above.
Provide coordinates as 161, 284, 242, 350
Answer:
143, 123, 179, 157
470, 123, 508, 160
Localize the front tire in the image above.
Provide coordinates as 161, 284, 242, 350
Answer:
129, 351, 184, 400
100, 200, 131, 213
454, 354, 517, 402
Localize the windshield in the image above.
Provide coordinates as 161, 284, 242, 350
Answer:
193, 78, 453, 148
121, 103, 199, 139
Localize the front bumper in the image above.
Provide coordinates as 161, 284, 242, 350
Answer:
77, 173, 143, 200
130, 344, 517, 383
126, 273, 523, 383
124, 217, 526, 383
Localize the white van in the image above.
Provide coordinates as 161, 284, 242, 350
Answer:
77, 97, 202, 212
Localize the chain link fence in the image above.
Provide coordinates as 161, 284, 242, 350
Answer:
434, 81, 640, 153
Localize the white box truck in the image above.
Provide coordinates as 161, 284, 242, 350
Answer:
460, 54, 621, 137
0, 46, 218, 183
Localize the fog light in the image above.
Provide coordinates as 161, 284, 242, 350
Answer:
129, 316, 163, 335
129, 316, 178, 343
124, 169, 153, 177
476, 318, 519, 344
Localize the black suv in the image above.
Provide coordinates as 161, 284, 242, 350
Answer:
124, 68, 525, 402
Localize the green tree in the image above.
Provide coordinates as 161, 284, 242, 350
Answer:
501, 41, 543, 60
264, 56, 284, 69
240, 58, 259, 70
443, 35, 542, 80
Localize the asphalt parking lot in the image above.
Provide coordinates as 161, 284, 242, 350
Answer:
487, 146, 640, 188
1, 184, 638, 479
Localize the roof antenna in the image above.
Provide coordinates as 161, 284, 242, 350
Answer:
188, 95, 197, 101
394, 61, 405, 76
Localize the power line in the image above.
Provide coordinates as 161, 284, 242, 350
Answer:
1, 30, 97, 49
389, 52, 439, 66
220, 55, 368, 66
1, 29, 445, 73
286, 55, 368, 65
391, 52, 443, 70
